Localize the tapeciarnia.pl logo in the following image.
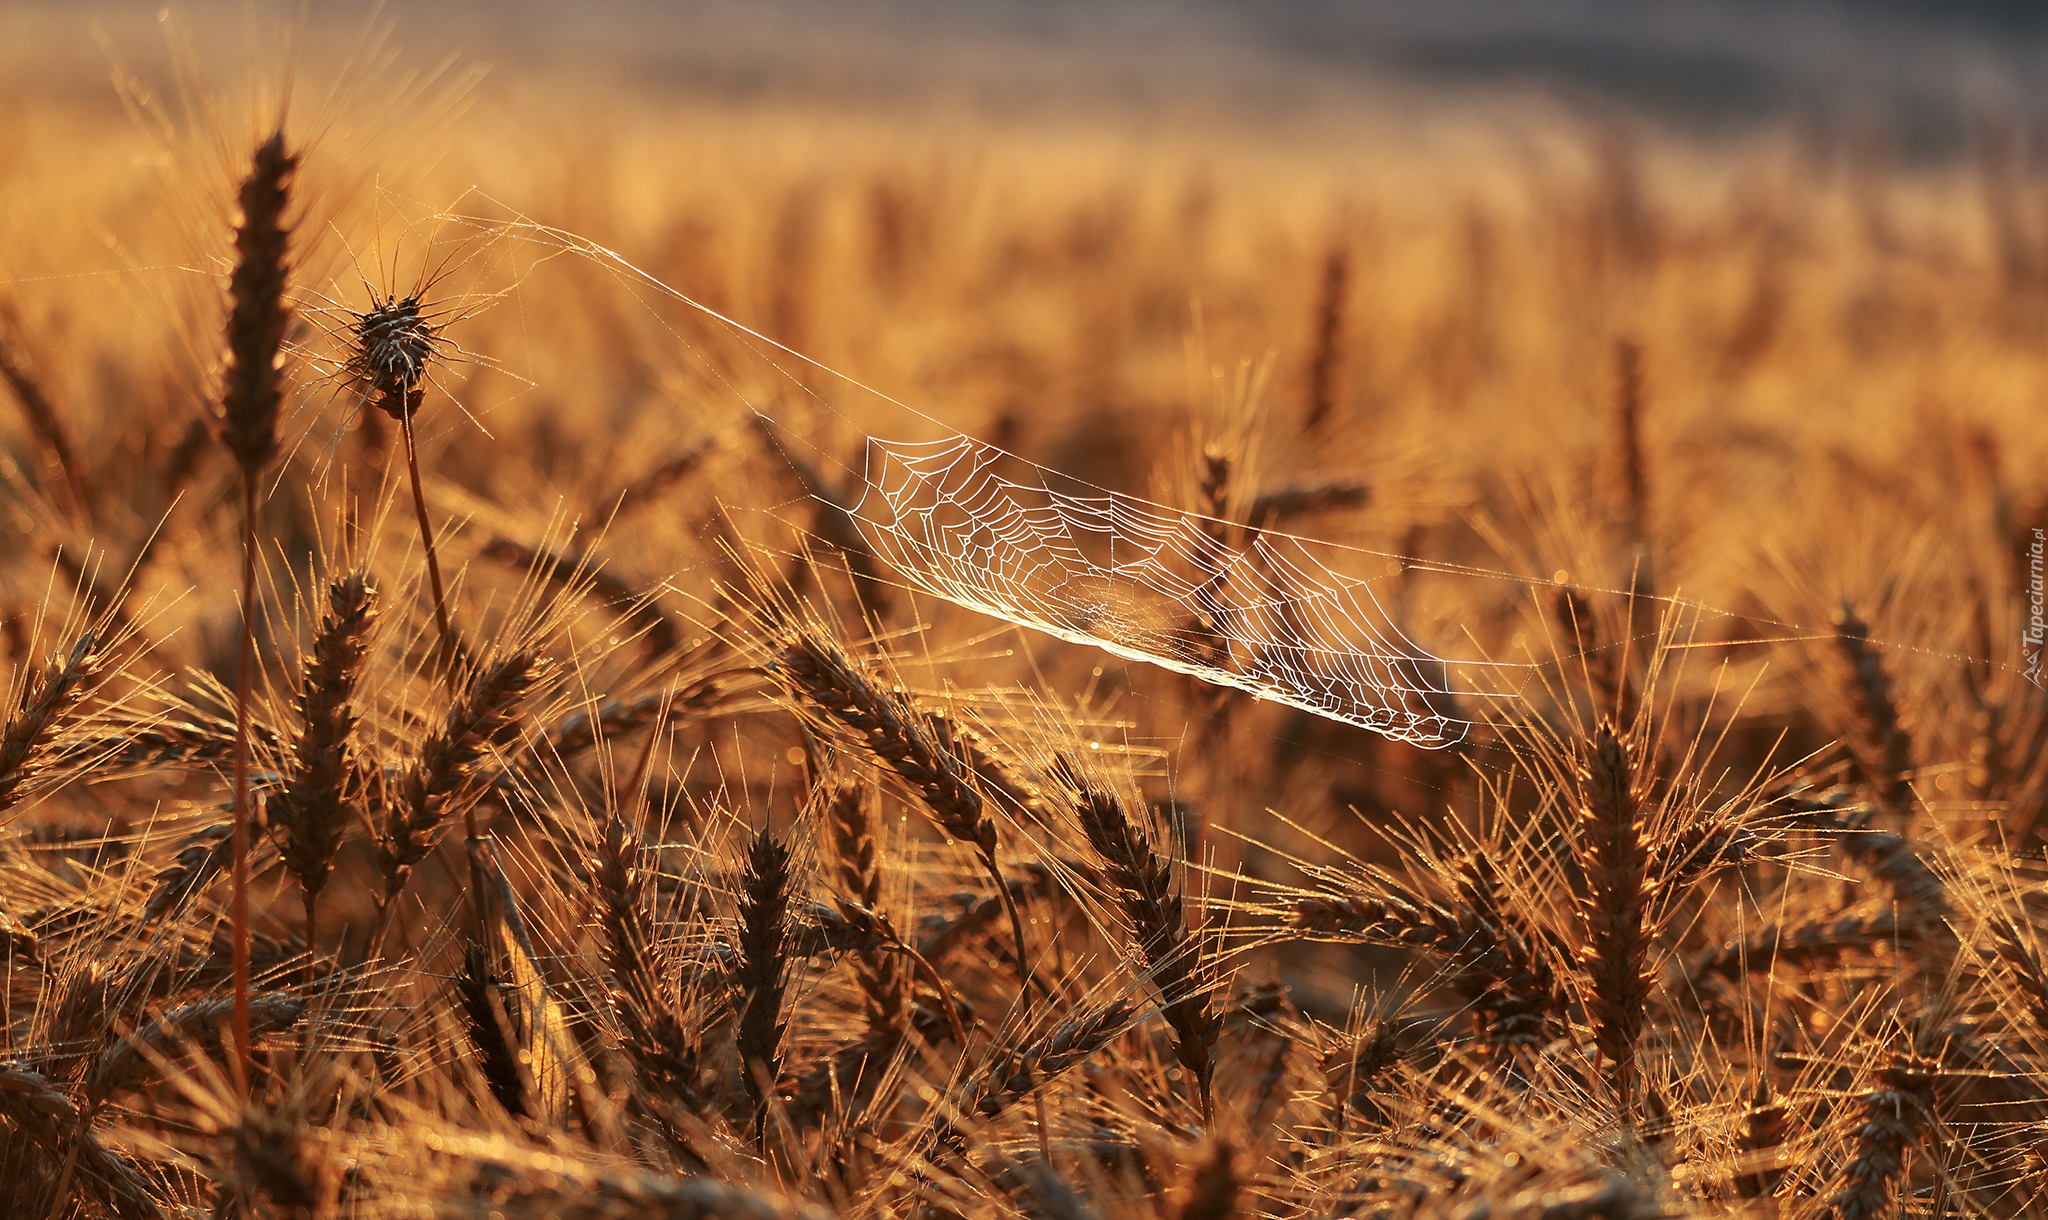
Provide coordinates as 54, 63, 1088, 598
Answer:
2028, 526, 2046, 688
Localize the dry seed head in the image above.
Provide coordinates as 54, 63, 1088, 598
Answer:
1613, 336, 1650, 540
964, 998, 1135, 1122
0, 304, 89, 516
1693, 913, 1906, 983
1326, 1018, 1404, 1119
1289, 890, 1461, 947
142, 820, 234, 925
773, 630, 994, 854
1832, 602, 1912, 814
592, 814, 716, 1115
593, 813, 656, 1007
825, 779, 882, 908
1450, 852, 1563, 1050
1303, 244, 1348, 432
352, 293, 439, 420
70, 715, 249, 779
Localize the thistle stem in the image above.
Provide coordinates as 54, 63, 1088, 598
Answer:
400, 410, 458, 694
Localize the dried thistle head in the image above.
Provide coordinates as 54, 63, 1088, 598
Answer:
349, 293, 440, 421
311, 205, 521, 433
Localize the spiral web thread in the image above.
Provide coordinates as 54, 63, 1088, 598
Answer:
850, 435, 1478, 747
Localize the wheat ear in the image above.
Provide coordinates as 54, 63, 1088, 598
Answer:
824, 780, 905, 1029
347, 287, 458, 687
594, 812, 713, 1119
1303, 245, 1348, 432
0, 307, 90, 520
1574, 724, 1651, 1118
274, 573, 376, 980
774, 628, 1033, 985
938, 1000, 1133, 1156
1056, 757, 1219, 1117
0, 1065, 162, 1220
1834, 602, 1912, 817
1830, 1057, 1936, 1220
735, 826, 793, 1146
140, 820, 233, 925
1290, 858, 1556, 1054
374, 652, 538, 918
86, 993, 303, 1103
0, 631, 101, 816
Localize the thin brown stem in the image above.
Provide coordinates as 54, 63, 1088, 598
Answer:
401, 411, 457, 696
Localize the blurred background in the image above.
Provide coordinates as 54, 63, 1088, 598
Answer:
11, 1, 2048, 142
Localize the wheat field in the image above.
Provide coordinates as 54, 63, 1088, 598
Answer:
0, 8, 2045, 1219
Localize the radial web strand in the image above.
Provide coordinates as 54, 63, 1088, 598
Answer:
851, 434, 1483, 747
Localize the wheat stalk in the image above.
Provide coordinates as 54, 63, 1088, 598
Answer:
216, 128, 297, 1093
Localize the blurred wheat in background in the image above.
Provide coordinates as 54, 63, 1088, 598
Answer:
1, 1, 2046, 1216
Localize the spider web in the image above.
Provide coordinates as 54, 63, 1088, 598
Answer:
375, 205, 2010, 753
851, 434, 1483, 747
